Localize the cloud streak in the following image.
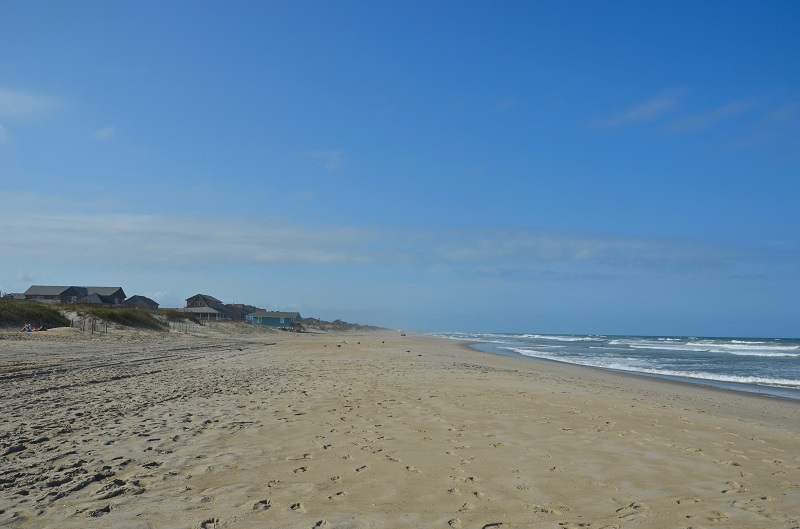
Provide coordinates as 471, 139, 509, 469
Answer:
594, 89, 685, 128
0, 88, 58, 119
0, 204, 755, 276
90, 125, 116, 141
667, 100, 751, 132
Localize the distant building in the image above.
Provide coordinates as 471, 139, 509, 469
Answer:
182, 294, 232, 320
125, 295, 159, 311
246, 310, 301, 328
225, 303, 261, 320
24, 286, 126, 306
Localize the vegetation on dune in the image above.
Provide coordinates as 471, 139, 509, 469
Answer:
158, 308, 201, 324
65, 304, 168, 330
0, 298, 381, 332
0, 299, 167, 330
0, 298, 71, 329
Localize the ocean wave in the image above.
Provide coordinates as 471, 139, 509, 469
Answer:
600, 364, 800, 389
626, 342, 800, 357
521, 334, 597, 342
505, 348, 800, 389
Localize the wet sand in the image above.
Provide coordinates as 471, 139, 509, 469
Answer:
1, 325, 798, 528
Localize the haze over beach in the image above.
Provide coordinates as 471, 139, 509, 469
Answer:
1, 1, 798, 338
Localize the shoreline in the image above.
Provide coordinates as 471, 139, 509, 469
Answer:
2, 327, 798, 528
466, 340, 800, 403
443, 335, 800, 413
438, 333, 800, 401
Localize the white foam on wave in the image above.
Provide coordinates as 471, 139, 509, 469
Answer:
625, 341, 800, 357
601, 364, 800, 389
688, 340, 800, 354
505, 348, 800, 389
521, 334, 596, 342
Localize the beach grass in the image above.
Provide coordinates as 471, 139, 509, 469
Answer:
0, 298, 167, 330
0, 298, 70, 328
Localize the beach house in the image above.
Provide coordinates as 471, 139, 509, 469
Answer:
124, 295, 160, 311
182, 294, 232, 320
24, 285, 126, 306
246, 310, 301, 328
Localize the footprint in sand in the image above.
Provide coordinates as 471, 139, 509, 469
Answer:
87, 504, 113, 518
722, 480, 745, 493
252, 499, 271, 510
355, 465, 370, 473
615, 501, 648, 519
196, 518, 219, 529
290, 502, 306, 512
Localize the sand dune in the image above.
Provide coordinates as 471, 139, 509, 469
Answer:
1, 326, 798, 528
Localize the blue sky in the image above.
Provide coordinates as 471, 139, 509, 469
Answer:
1, 1, 798, 337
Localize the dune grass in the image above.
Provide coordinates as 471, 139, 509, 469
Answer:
0, 298, 71, 329
0, 299, 168, 330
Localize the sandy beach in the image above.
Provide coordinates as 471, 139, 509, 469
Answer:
1, 325, 798, 529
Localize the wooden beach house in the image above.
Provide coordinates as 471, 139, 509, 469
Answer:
182, 294, 232, 320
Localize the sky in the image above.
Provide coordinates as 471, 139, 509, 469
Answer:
1, 1, 798, 337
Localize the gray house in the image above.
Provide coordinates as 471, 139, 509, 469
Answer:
124, 295, 159, 311
246, 310, 301, 328
24, 285, 126, 305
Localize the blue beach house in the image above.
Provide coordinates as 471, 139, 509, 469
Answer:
246, 310, 301, 328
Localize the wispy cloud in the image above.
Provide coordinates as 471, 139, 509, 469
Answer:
90, 125, 116, 141
0, 198, 757, 277
307, 149, 344, 171
667, 100, 751, 132
0, 88, 58, 119
593, 88, 685, 128
766, 101, 800, 122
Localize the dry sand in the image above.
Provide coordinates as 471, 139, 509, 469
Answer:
1, 324, 798, 528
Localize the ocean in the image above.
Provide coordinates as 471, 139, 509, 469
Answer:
428, 332, 800, 401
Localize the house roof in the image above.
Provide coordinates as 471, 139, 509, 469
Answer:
182, 306, 226, 315
80, 293, 116, 305
248, 310, 301, 319
24, 285, 76, 296
84, 287, 125, 297
24, 285, 125, 297
125, 295, 158, 306
186, 294, 222, 303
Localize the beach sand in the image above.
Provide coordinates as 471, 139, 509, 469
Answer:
1, 325, 798, 528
